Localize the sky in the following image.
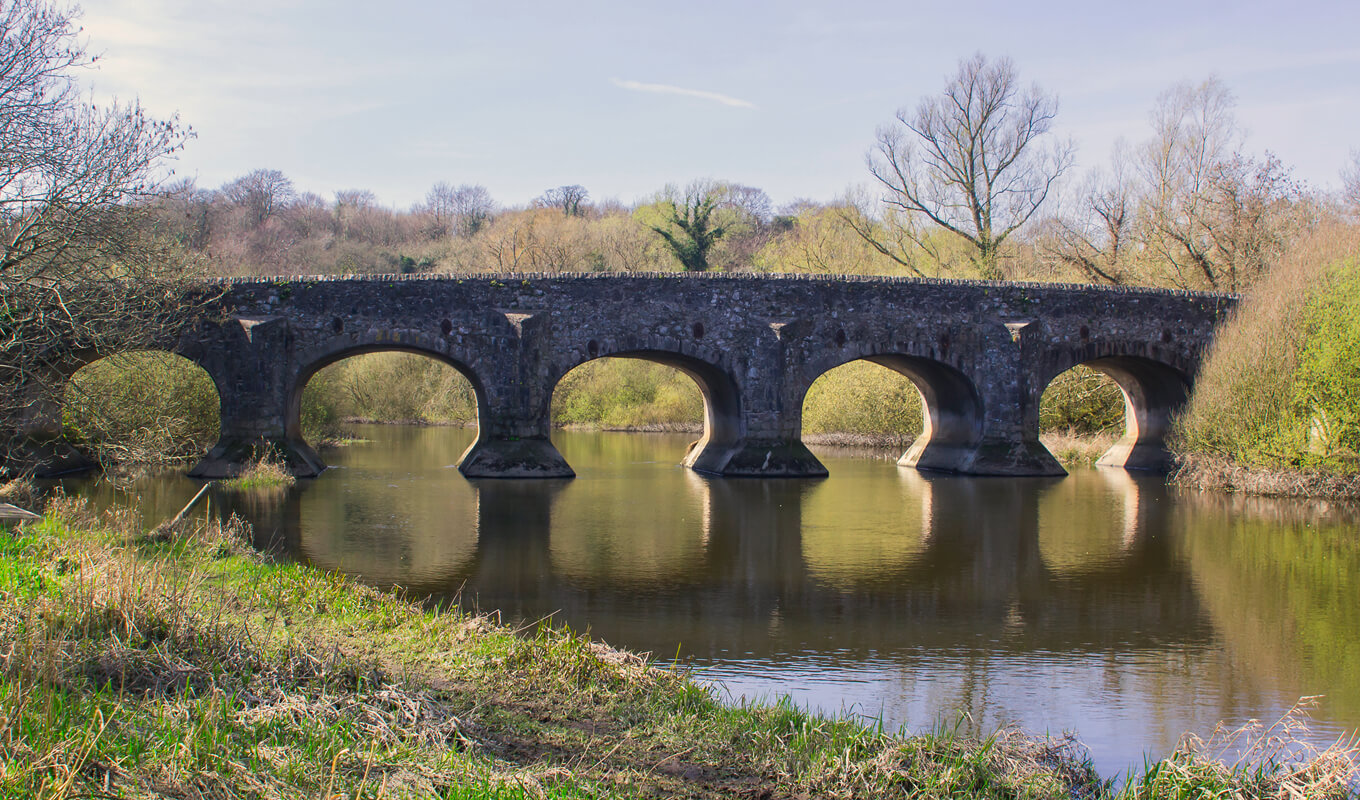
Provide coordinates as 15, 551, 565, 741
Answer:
75, 0, 1360, 211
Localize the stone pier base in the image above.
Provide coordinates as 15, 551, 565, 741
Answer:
457, 436, 575, 479
189, 436, 327, 479
900, 436, 1067, 477
685, 438, 828, 478
1096, 439, 1173, 472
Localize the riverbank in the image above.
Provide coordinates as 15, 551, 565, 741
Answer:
1172, 454, 1360, 501
2, 491, 1355, 799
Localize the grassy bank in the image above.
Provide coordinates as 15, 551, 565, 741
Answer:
1172, 224, 1360, 497
2, 493, 1355, 799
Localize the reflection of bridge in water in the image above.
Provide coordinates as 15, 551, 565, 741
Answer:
255, 466, 1208, 660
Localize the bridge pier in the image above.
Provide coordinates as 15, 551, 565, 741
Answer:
901, 435, 1065, 476
456, 410, 574, 479
1088, 358, 1189, 472
685, 437, 828, 478
190, 414, 325, 479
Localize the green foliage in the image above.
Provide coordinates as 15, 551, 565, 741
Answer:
301, 353, 479, 438
1040, 366, 1124, 436
801, 361, 922, 441
636, 182, 734, 272
63, 351, 219, 463
552, 359, 702, 429
1173, 227, 1360, 473
1293, 257, 1360, 466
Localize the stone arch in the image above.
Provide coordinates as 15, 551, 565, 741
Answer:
286, 339, 489, 444
548, 348, 743, 474
799, 352, 986, 473
41, 350, 223, 475
1037, 348, 1192, 471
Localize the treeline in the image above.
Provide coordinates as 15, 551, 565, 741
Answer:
140, 68, 1354, 297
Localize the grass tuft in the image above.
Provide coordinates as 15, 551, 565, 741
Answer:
222, 455, 297, 491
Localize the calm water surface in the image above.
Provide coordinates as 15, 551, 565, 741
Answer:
71, 425, 1360, 779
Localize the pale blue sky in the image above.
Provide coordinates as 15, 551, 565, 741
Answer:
79, 0, 1360, 210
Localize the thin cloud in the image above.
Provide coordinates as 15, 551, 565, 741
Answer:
611, 78, 755, 108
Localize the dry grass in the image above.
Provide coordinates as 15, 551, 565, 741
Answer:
1041, 430, 1118, 468
1121, 698, 1358, 799
1173, 454, 1360, 500
0, 477, 42, 512
222, 454, 297, 491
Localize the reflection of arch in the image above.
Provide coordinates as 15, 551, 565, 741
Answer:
1044, 356, 1190, 471
550, 350, 742, 473
801, 354, 985, 472
286, 340, 487, 448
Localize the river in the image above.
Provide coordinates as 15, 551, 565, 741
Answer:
67, 424, 1360, 780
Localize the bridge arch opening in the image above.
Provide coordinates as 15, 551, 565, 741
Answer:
288, 349, 483, 457
64, 351, 221, 465
549, 352, 737, 469
801, 360, 922, 450
1039, 357, 1190, 471
1038, 365, 1125, 466
800, 355, 983, 473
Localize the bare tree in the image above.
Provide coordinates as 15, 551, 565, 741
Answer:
425, 182, 494, 238
1041, 152, 1135, 284
0, 0, 198, 474
1137, 78, 1300, 291
865, 53, 1073, 279
220, 169, 294, 227
1343, 149, 1360, 210
537, 184, 590, 217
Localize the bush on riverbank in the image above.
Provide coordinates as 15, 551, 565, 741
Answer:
1173, 223, 1360, 492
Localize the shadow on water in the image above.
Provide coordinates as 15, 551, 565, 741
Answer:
62, 425, 1360, 781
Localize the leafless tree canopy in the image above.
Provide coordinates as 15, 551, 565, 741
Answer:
1343, 149, 1360, 210
1041, 155, 1135, 284
1136, 78, 1302, 291
425, 182, 495, 238
0, 0, 199, 474
537, 185, 590, 217
866, 53, 1073, 279
220, 169, 294, 227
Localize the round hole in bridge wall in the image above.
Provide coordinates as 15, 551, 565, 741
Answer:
692, 321, 705, 339
834, 329, 847, 347
1079, 325, 1090, 341
587, 339, 600, 357
331, 317, 344, 334
441, 319, 453, 336
1162, 329, 1173, 343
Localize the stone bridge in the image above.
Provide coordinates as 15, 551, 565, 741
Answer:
171, 273, 1236, 479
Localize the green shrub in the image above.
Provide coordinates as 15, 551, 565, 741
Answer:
801, 361, 922, 439
552, 359, 702, 429
1040, 366, 1124, 436
63, 351, 220, 463
1173, 224, 1360, 471
301, 352, 478, 434
1292, 255, 1360, 466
